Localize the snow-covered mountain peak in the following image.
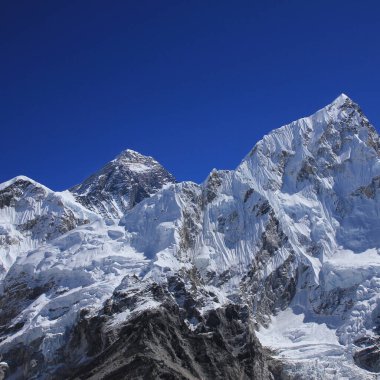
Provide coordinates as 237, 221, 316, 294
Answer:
111, 148, 166, 173
70, 149, 176, 219
0, 175, 97, 278
242, 93, 376, 168
330, 92, 350, 106
233, 94, 380, 272
0, 175, 46, 192
114, 148, 154, 161
323, 92, 361, 116
306, 93, 373, 134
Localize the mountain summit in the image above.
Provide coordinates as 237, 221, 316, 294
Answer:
1, 95, 380, 379
70, 149, 175, 219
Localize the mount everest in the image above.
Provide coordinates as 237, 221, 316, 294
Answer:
1, 94, 380, 379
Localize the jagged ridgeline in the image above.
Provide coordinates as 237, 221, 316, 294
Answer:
1, 94, 380, 379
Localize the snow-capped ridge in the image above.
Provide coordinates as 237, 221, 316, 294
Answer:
0, 174, 100, 278
0, 175, 50, 192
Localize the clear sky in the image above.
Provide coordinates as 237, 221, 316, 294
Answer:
1, 0, 380, 189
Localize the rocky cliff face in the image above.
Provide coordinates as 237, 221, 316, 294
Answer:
62, 284, 280, 380
1, 94, 380, 379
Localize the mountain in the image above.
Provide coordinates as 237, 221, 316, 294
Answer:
1, 94, 380, 379
0, 176, 98, 279
70, 149, 176, 219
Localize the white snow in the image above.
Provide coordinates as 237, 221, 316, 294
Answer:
257, 308, 374, 379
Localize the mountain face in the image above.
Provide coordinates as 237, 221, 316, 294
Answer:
0, 176, 98, 279
1, 94, 380, 379
70, 149, 176, 219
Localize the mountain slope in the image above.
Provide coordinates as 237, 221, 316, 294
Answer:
0, 94, 380, 379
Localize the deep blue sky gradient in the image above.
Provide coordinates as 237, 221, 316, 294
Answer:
1, 0, 380, 189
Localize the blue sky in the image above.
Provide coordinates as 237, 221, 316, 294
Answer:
1, 0, 380, 189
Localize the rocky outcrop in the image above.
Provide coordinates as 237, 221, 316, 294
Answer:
63, 290, 280, 380
241, 211, 298, 325
0, 279, 282, 379
354, 339, 380, 373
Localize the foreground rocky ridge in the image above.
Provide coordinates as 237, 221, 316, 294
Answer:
65, 285, 280, 380
2, 286, 280, 380
1, 94, 380, 379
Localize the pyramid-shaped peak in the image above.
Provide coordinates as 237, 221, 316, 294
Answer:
113, 149, 164, 167
329, 93, 353, 107
334, 93, 349, 102
0, 175, 49, 192
117, 148, 146, 158
70, 148, 175, 218
242, 92, 373, 165
302, 93, 361, 126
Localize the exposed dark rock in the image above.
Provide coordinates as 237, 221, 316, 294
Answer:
61, 302, 280, 380
352, 176, 380, 199
202, 170, 223, 206
0, 179, 45, 209
0, 275, 53, 336
0, 277, 281, 379
178, 187, 202, 254
0, 337, 45, 379
296, 158, 316, 183
241, 212, 297, 325
243, 188, 254, 203
70, 150, 175, 219
310, 285, 356, 317
354, 343, 380, 373
253, 200, 271, 217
